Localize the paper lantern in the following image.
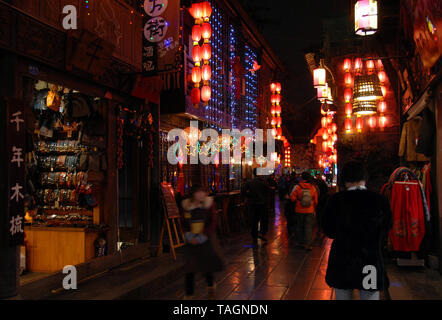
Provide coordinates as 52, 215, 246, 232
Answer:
379, 115, 387, 128
376, 59, 383, 70
201, 1, 212, 19
275, 105, 281, 114
322, 141, 328, 152
192, 25, 202, 42
322, 131, 329, 140
191, 87, 200, 105
353, 74, 383, 101
366, 59, 375, 73
345, 103, 353, 116
381, 86, 387, 97
332, 134, 338, 142
191, 67, 202, 84
276, 127, 282, 138
202, 65, 211, 81
327, 115, 333, 124
321, 116, 327, 128
345, 73, 353, 87
201, 23, 212, 40
274, 94, 281, 104
313, 67, 326, 88
368, 116, 376, 128
317, 86, 328, 100
189, 3, 203, 20
343, 59, 352, 72
276, 82, 282, 93
378, 71, 387, 84
192, 45, 202, 64
354, 58, 363, 73
201, 85, 211, 102
344, 88, 353, 102
332, 123, 337, 132
378, 101, 387, 113
355, 0, 378, 36
201, 43, 211, 61
345, 118, 352, 132
356, 117, 363, 132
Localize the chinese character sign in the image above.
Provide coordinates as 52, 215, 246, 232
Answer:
5, 98, 26, 246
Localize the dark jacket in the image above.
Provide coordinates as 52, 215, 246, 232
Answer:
242, 176, 269, 205
323, 189, 393, 291
181, 197, 224, 273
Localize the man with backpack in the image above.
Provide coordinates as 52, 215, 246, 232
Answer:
290, 171, 318, 250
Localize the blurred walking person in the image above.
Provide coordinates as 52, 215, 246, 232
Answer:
322, 161, 392, 300
182, 185, 224, 300
290, 171, 318, 250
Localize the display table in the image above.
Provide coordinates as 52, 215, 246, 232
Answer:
24, 226, 98, 272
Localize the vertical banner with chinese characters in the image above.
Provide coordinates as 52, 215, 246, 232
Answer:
143, 0, 181, 74
5, 98, 26, 246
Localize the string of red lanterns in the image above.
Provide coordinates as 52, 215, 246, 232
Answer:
189, 1, 212, 105
270, 82, 282, 139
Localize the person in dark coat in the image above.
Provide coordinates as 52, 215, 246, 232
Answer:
323, 161, 392, 300
181, 185, 224, 300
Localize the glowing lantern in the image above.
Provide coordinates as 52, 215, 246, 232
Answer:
191, 67, 202, 84
271, 105, 277, 115
270, 83, 277, 92
327, 115, 333, 124
275, 82, 282, 93
356, 117, 363, 132
321, 116, 327, 128
355, 0, 378, 36
322, 141, 328, 152
343, 59, 352, 72
317, 85, 328, 100
344, 88, 353, 102
201, 1, 212, 19
313, 67, 326, 88
275, 105, 281, 114
345, 73, 353, 87
345, 118, 352, 132
381, 86, 387, 97
332, 134, 338, 142
274, 94, 281, 105
271, 128, 277, 137
192, 45, 202, 64
202, 65, 211, 81
379, 115, 387, 128
192, 25, 202, 42
201, 43, 211, 61
332, 123, 337, 132
366, 59, 375, 73
322, 131, 329, 140
378, 101, 387, 113
368, 116, 376, 128
191, 87, 200, 105
345, 103, 353, 116
271, 95, 277, 104
378, 71, 387, 84
201, 23, 212, 41
354, 58, 363, 73
201, 85, 211, 102
276, 127, 282, 138
376, 59, 383, 70
189, 3, 203, 20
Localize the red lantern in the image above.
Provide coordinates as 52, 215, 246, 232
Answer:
356, 117, 363, 132
345, 103, 353, 116
354, 58, 363, 73
378, 71, 387, 83
192, 25, 202, 42
201, 43, 211, 61
201, 85, 211, 102
271, 94, 277, 104
274, 94, 281, 104
201, 1, 212, 19
321, 116, 327, 128
276, 127, 282, 137
343, 58, 352, 72
192, 45, 202, 64
344, 88, 353, 102
191, 67, 202, 84
270, 82, 277, 93
202, 65, 211, 81
376, 59, 383, 70
366, 59, 375, 73
331, 123, 337, 132
379, 115, 387, 128
345, 118, 352, 132
322, 131, 329, 140
378, 101, 387, 113
344, 73, 353, 87
368, 116, 376, 128
275, 82, 282, 93
313, 67, 326, 88
191, 87, 201, 105
317, 86, 328, 100
275, 105, 281, 114
201, 23, 212, 40
381, 86, 387, 97
273, 117, 281, 126
327, 115, 333, 124
189, 3, 203, 20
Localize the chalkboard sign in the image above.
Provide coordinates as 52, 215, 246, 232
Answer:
160, 182, 180, 218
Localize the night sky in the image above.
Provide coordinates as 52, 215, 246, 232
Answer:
237, 0, 349, 143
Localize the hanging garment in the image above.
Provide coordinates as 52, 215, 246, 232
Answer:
389, 182, 425, 252
398, 118, 431, 162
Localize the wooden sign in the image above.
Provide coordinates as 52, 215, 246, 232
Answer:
160, 182, 180, 218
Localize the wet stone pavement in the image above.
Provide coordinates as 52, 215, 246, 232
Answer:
146, 198, 336, 300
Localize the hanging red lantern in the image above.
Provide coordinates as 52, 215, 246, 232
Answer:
368, 116, 376, 128
321, 116, 327, 128
331, 123, 337, 132
270, 82, 277, 93
274, 117, 282, 126
354, 58, 363, 73
313, 67, 326, 88
274, 94, 281, 104
192, 45, 202, 64
191, 87, 201, 105
376, 59, 383, 70
344, 73, 353, 87
379, 115, 387, 128
276, 82, 282, 93
381, 85, 387, 97
366, 59, 375, 73
271, 94, 277, 104
201, 1, 212, 19
201, 85, 211, 102
276, 127, 282, 137
317, 86, 328, 100
327, 115, 333, 124
201, 43, 211, 61
344, 88, 353, 102
201, 65, 211, 81
192, 25, 202, 42
191, 67, 202, 84
345, 103, 353, 116
343, 58, 352, 72
356, 117, 363, 132
275, 105, 281, 114
201, 22, 212, 41
189, 3, 203, 20
378, 100, 387, 113
322, 141, 328, 152
378, 71, 387, 84
322, 131, 329, 141
332, 133, 338, 142
345, 118, 352, 132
